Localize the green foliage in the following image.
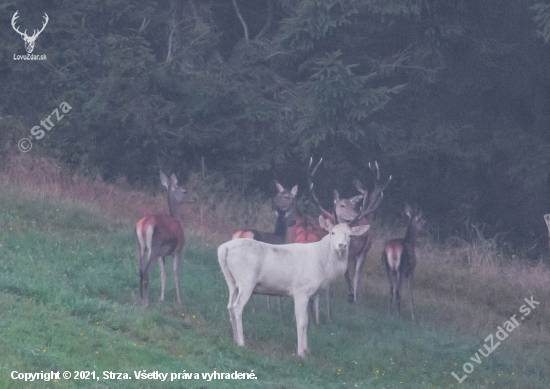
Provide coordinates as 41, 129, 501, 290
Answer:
279, 0, 361, 49
296, 50, 404, 150
2, 0, 550, 247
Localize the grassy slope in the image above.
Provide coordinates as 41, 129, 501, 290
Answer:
0, 185, 548, 389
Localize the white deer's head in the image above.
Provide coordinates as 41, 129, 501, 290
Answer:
12, 11, 49, 54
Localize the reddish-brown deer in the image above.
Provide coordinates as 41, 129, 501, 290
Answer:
135, 171, 196, 307
309, 158, 391, 319
382, 204, 426, 322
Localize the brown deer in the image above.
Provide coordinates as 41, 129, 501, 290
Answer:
309, 159, 391, 319
382, 204, 426, 322
135, 171, 196, 306
232, 181, 297, 311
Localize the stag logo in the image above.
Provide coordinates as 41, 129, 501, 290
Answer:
11, 11, 48, 54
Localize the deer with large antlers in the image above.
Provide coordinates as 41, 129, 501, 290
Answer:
382, 204, 426, 322
11, 11, 49, 54
135, 171, 196, 306
308, 158, 391, 318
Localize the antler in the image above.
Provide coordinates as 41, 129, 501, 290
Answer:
348, 161, 392, 227
11, 11, 27, 38
308, 157, 336, 223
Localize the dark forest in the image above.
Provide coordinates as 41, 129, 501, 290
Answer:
2, 0, 550, 253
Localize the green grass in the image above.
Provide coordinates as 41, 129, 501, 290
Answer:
0, 185, 548, 388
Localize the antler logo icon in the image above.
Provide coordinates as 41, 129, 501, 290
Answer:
11, 11, 49, 54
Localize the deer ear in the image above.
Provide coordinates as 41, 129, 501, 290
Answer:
319, 216, 333, 231
415, 209, 423, 220
351, 224, 370, 236
275, 181, 285, 193
333, 190, 340, 202
291, 185, 298, 197
160, 171, 169, 188
170, 173, 178, 186
349, 194, 364, 206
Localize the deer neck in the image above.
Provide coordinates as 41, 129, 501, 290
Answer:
273, 210, 288, 240
167, 192, 179, 218
317, 235, 349, 282
404, 223, 419, 246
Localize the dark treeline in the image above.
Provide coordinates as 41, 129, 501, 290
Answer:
2, 0, 550, 253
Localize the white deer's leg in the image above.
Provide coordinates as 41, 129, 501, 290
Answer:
232, 285, 254, 347
267, 296, 271, 309
277, 297, 283, 312
158, 257, 166, 301
294, 296, 309, 357
173, 253, 182, 304
226, 282, 239, 342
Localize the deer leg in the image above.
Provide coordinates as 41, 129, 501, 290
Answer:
352, 252, 367, 303
158, 257, 166, 301
173, 252, 182, 304
137, 244, 146, 302
294, 296, 310, 357
278, 297, 283, 313
267, 296, 271, 309
344, 267, 354, 303
232, 285, 254, 347
141, 249, 161, 307
408, 273, 415, 323
308, 295, 319, 326
395, 272, 405, 317
250, 295, 256, 313
383, 253, 393, 316
386, 272, 393, 316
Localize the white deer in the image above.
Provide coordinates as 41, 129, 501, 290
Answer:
218, 216, 370, 357
11, 11, 49, 54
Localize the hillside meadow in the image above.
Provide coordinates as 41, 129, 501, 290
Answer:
0, 153, 548, 388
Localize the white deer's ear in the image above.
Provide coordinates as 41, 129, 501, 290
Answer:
333, 190, 340, 203
160, 171, 169, 188
351, 224, 370, 236
319, 216, 334, 231
291, 185, 298, 197
275, 181, 285, 193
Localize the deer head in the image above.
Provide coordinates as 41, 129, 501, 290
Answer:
308, 158, 391, 226
12, 11, 49, 54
